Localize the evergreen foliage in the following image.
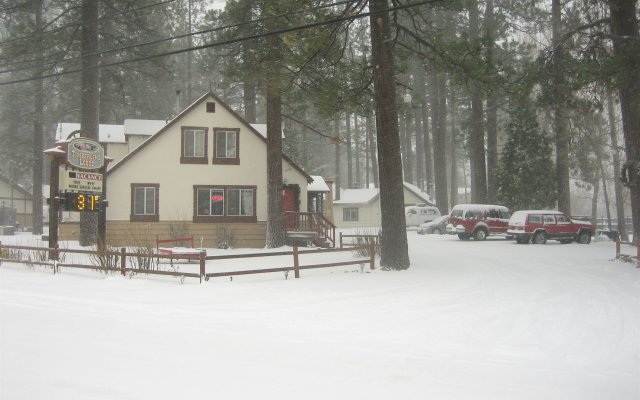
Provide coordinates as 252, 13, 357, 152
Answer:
496, 97, 557, 210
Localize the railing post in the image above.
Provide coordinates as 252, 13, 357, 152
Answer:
339, 232, 343, 248
369, 241, 376, 270
199, 250, 206, 283
293, 246, 300, 278
120, 247, 126, 276
616, 240, 621, 258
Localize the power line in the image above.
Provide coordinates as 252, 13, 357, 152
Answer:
0, 0, 356, 75
0, 0, 438, 86
0, 0, 176, 48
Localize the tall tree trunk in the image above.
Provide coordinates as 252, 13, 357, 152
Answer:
79, 0, 100, 246
414, 105, 425, 191
346, 113, 353, 188
607, 90, 628, 241
553, 0, 571, 215
354, 115, 361, 188
468, 0, 487, 203
422, 103, 433, 196
433, 74, 449, 213
590, 176, 600, 229
265, 33, 286, 248
31, 0, 44, 236
369, 0, 409, 270
334, 116, 341, 199
449, 89, 458, 206
485, 0, 498, 203
366, 115, 379, 188
609, 0, 640, 241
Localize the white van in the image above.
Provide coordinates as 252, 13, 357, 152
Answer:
405, 205, 441, 226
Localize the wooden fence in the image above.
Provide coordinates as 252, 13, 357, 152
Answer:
0, 241, 376, 283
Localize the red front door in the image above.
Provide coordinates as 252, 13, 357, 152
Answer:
283, 187, 297, 228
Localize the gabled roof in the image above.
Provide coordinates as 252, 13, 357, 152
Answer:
403, 182, 435, 206
106, 92, 313, 183
308, 176, 330, 192
56, 122, 126, 143
0, 172, 32, 199
333, 182, 436, 206
334, 188, 379, 205
123, 119, 167, 136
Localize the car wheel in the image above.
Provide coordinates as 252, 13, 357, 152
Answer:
473, 229, 488, 241
577, 231, 592, 244
457, 233, 470, 240
532, 231, 547, 244
433, 228, 441, 235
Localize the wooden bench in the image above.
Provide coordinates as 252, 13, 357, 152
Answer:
156, 235, 205, 265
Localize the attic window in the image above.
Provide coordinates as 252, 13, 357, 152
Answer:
206, 102, 216, 113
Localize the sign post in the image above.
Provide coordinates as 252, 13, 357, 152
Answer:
44, 132, 108, 255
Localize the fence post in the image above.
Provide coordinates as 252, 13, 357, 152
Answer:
339, 232, 343, 248
199, 250, 206, 283
293, 246, 300, 278
616, 240, 621, 258
369, 241, 376, 270
120, 247, 126, 276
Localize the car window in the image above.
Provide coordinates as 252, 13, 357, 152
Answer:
528, 215, 542, 224
556, 214, 570, 223
408, 209, 417, 215
499, 210, 511, 219
488, 209, 500, 218
450, 209, 463, 218
543, 215, 556, 224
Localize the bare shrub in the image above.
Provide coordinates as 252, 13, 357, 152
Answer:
216, 226, 235, 249
353, 228, 380, 258
124, 231, 158, 271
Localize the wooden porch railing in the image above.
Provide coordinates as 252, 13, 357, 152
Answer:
284, 211, 336, 248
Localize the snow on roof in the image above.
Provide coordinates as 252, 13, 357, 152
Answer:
55, 123, 125, 143
334, 188, 379, 205
250, 124, 284, 139
123, 119, 167, 136
403, 181, 435, 206
308, 176, 330, 192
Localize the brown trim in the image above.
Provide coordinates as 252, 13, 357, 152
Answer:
212, 128, 240, 165
130, 183, 159, 222
192, 184, 257, 223
180, 126, 209, 164
107, 92, 313, 184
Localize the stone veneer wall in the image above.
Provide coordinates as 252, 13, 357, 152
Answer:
58, 221, 267, 249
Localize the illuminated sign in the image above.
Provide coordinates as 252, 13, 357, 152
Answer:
67, 138, 104, 170
63, 192, 101, 212
59, 170, 103, 193
211, 195, 224, 201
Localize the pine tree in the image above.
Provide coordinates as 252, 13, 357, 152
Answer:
496, 98, 557, 210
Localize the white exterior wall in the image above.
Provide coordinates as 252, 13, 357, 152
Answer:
105, 94, 308, 222
333, 201, 381, 229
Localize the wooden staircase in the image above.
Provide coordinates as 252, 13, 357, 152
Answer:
284, 212, 336, 248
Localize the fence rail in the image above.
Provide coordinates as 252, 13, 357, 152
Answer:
0, 241, 376, 283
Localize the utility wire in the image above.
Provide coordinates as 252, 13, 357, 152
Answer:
0, 0, 438, 86
0, 0, 355, 75
0, 0, 176, 48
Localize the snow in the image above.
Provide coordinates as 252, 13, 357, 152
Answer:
1, 232, 639, 400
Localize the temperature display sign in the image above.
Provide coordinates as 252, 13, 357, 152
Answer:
63, 192, 101, 212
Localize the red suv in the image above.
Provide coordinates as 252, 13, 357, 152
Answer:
446, 204, 512, 240
507, 210, 593, 244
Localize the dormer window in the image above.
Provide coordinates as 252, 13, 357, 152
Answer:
181, 127, 208, 164
213, 128, 240, 165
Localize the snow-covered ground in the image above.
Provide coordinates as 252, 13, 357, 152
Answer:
1, 232, 638, 400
